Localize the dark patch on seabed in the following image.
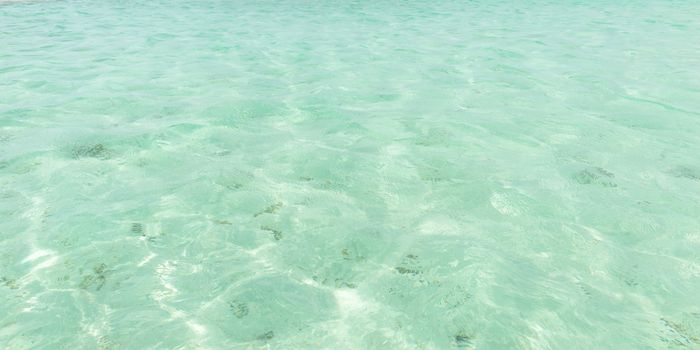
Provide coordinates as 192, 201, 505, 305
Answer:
453, 331, 474, 349
79, 263, 109, 291
131, 222, 143, 234
341, 246, 366, 262
311, 274, 357, 289
97, 336, 119, 350
256, 330, 274, 342
228, 300, 249, 318
395, 254, 423, 276
658, 316, 700, 346
260, 225, 283, 240
254, 202, 283, 217
132, 222, 158, 242
1, 276, 19, 289
70, 143, 111, 159
573, 166, 617, 187
669, 166, 700, 181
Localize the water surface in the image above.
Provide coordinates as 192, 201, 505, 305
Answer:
1, 1, 700, 349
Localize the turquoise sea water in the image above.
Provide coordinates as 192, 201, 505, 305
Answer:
2, 0, 700, 348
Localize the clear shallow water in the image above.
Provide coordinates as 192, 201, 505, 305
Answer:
1, 0, 700, 348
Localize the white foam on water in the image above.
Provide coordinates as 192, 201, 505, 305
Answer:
137, 252, 157, 267
490, 192, 522, 216
153, 261, 179, 301
334, 289, 368, 315
22, 249, 53, 263
525, 323, 553, 350
186, 320, 207, 335
418, 217, 461, 236
21, 296, 39, 313
30, 255, 59, 273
